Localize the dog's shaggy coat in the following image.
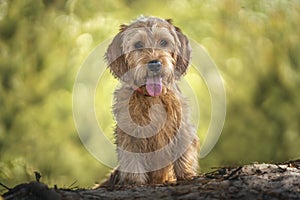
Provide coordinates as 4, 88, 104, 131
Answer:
104, 17, 199, 185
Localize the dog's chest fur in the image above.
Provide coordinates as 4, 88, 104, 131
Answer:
114, 86, 182, 153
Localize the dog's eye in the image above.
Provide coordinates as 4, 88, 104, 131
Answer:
134, 41, 144, 49
160, 39, 168, 47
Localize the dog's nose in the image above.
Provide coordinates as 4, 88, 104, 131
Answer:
148, 60, 162, 72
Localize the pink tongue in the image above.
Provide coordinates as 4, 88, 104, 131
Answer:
146, 76, 162, 96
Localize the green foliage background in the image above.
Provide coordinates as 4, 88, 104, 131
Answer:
0, 0, 299, 188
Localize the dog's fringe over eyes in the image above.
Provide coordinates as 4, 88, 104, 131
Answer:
102, 16, 199, 186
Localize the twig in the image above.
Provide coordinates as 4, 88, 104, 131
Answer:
34, 171, 42, 182
225, 166, 243, 180
0, 182, 11, 190
68, 180, 79, 190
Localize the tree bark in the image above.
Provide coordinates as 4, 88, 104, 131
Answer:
2, 160, 300, 200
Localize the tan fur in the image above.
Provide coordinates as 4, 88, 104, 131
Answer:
103, 16, 199, 186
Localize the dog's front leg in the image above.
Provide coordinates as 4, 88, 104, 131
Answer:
173, 122, 199, 180
117, 150, 148, 185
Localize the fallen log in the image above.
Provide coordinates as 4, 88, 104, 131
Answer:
2, 160, 300, 200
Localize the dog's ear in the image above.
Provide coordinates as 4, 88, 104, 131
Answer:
166, 19, 191, 77
105, 24, 128, 79
174, 27, 191, 77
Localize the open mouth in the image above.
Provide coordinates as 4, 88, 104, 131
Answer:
146, 74, 163, 97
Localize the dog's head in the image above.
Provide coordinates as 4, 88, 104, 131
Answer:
106, 17, 191, 96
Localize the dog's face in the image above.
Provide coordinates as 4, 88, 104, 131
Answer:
106, 17, 191, 96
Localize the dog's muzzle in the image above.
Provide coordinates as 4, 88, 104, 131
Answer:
146, 60, 163, 97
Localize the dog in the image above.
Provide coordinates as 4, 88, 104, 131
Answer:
103, 16, 199, 185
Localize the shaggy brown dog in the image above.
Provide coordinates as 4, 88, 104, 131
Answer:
104, 16, 199, 185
